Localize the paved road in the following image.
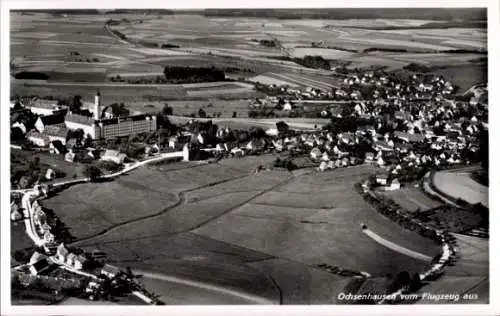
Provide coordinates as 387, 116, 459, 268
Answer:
362, 228, 433, 262
134, 269, 276, 305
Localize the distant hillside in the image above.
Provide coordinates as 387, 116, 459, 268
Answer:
347, 20, 487, 30
12, 8, 486, 21
11, 9, 175, 15
203, 8, 486, 21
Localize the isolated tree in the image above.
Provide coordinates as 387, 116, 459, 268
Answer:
110, 103, 130, 117
232, 111, 237, 118
162, 104, 173, 116
74, 129, 85, 142
409, 272, 422, 292
276, 121, 289, 134
84, 165, 102, 181
198, 108, 207, 118
71, 95, 82, 112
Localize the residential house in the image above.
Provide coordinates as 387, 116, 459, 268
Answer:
101, 264, 121, 279
27, 131, 50, 147
34, 113, 66, 133
386, 179, 401, 191
327, 161, 335, 169
266, 128, 279, 136
29, 252, 47, 265
66, 253, 86, 270
230, 147, 245, 157
361, 180, 371, 192
376, 156, 385, 167
283, 102, 293, 111
101, 149, 126, 165
246, 139, 266, 152
11, 126, 26, 142
318, 161, 329, 172
310, 147, 322, 160
65, 150, 76, 162
43, 126, 68, 145
49, 140, 67, 155
29, 257, 50, 276
374, 141, 393, 152
376, 174, 389, 185
321, 152, 330, 162
350, 90, 362, 100
56, 243, 69, 263
43, 231, 55, 243
74, 255, 88, 270
45, 168, 56, 181
365, 152, 375, 162
341, 157, 349, 167
329, 107, 343, 118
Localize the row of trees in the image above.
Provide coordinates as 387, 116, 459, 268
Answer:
163, 66, 226, 83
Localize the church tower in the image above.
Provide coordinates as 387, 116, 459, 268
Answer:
94, 91, 101, 120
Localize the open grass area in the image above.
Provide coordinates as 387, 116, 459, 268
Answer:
434, 63, 487, 93
381, 187, 443, 212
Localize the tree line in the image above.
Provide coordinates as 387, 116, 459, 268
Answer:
163, 66, 226, 83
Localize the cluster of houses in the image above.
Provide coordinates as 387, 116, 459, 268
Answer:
32, 200, 56, 245
55, 243, 88, 271
338, 71, 455, 102
11, 69, 487, 187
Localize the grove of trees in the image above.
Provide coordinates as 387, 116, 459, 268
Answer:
163, 66, 225, 83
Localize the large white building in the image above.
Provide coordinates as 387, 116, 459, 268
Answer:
64, 91, 157, 139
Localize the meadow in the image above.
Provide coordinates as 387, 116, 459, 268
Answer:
381, 187, 443, 212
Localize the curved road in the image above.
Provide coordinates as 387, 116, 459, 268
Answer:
134, 269, 276, 305
362, 229, 432, 262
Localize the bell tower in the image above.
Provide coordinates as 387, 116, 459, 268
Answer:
94, 90, 101, 120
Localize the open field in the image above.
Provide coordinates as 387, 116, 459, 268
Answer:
37, 159, 445, 303
11, 12, 487, 102
433, 63, 488, 93
433, 170, 488, 207
381, 187, 443, 212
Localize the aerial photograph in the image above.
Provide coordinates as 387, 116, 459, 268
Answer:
8, 7, 489, 306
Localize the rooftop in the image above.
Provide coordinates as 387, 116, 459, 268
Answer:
38, 113, 65, 126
